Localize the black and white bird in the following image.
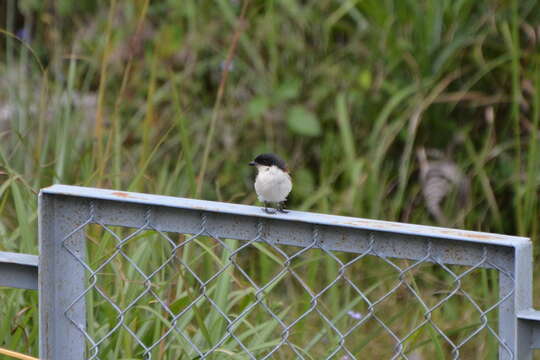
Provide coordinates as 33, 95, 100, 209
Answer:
249, 153, 292, 214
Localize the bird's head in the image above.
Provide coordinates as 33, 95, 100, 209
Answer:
249, 153, 288, 172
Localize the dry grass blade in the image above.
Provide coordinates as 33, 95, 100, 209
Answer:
0, 347, 39, 360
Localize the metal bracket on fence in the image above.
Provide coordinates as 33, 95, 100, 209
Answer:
0, 251, 38, 290
517, 309, 540, 349
34, 184, 537, 360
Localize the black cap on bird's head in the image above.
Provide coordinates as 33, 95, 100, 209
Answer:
249, 153, 288, 172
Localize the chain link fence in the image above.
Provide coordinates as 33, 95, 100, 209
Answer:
38, 185, 536, 359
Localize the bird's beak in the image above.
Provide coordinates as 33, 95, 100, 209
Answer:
248, 161, 256, 166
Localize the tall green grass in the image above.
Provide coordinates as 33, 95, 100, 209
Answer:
1, 0, 539, 358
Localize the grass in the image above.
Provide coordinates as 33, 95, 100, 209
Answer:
0, 0, 539, 358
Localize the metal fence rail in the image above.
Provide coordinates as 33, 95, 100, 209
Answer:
32, 185, 540, 359
0, 251, 38, 290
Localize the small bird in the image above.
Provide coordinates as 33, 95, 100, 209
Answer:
249, 153, 292, 214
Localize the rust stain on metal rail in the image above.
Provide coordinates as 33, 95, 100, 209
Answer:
342, 220, 407, 228
438, 229, 493, 240
110, 192, 145, 200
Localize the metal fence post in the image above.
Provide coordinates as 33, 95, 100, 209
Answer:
513, 242, 533, 359
495, 239, 533, 360
39, 193, 87, 360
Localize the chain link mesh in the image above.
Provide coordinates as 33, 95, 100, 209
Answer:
61, 202, 514, 359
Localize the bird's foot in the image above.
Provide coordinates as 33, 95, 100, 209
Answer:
263, 203, 277, 214
278, 202, 289, 213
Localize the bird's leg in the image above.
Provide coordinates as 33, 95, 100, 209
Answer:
278, 201, 289, 213
263, 202, 276, 214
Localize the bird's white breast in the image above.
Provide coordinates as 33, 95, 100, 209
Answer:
254, 165, 292, 203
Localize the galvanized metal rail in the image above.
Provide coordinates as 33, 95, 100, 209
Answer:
2, 184, 540, 359
0, 251, 38, 290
